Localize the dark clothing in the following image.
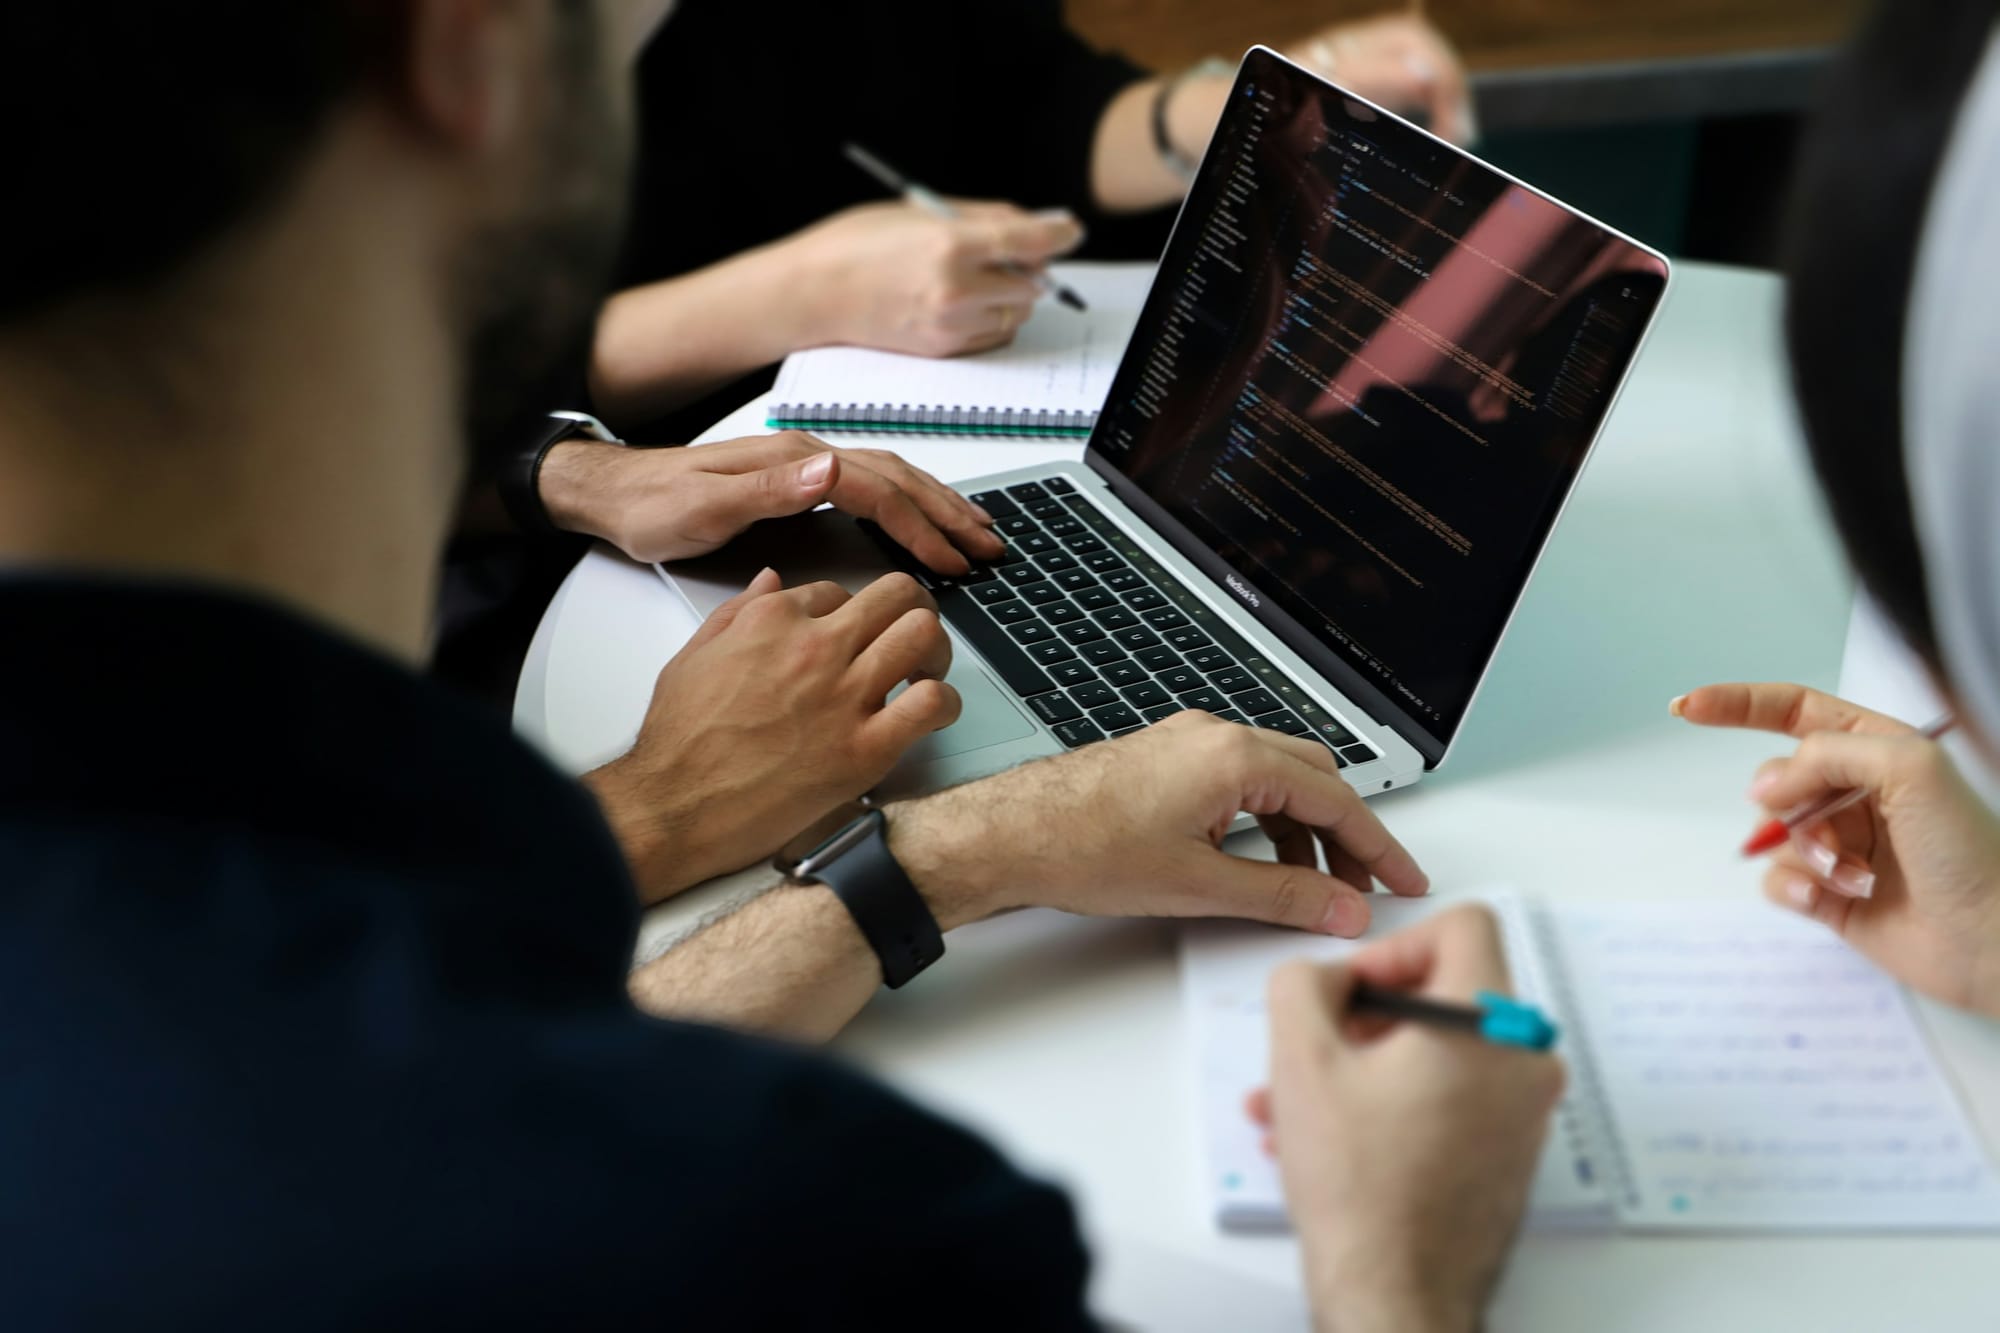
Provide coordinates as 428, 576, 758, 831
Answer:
615, 0, 1165, 443
0, 579, 1092, 1330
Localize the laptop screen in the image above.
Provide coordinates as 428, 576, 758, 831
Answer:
1089, 47, 1669, 763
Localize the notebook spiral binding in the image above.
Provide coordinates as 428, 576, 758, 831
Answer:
765, 402, 1097, 437
1526, 905, 1642, 1213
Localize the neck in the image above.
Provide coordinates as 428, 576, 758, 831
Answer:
0, 141, 463, 664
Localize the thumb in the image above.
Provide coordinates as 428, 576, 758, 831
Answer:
1203, 854, 1373, 937
727, 451, 840, 526
1752, 731, 1940, 813
686, 566, 782, 649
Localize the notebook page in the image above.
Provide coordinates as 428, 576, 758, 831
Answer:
768, 263, 1154, 416
1180, 891, 1613, 1233
1549, 902, 2000, 1230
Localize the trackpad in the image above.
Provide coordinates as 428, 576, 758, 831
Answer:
895, 661, 1036, 759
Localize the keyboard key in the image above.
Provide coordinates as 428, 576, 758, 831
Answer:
1108, 726, 1145, 738
1102, 568, 1144, 591
1233, 688, 1283, 716
1005, 481, 1050, 503
1208, 666, 1255, 693
1050, 661, 1096, 688
1044, 476, 1076, 495
1009, 621, 1055, 645
990, 600, 1034, 625
1029, 640, 1078, 665
1162, 627, 1212, 654
927, 586, 1051, 698
1069, 682, 1117, 709
970, 581, 1017, 606
1045, 517, 1083, 537
1113, 626, 1161, 651
1042, 601, 1084, 625
970, 490, 1019, 519
960, 566, 996, 584
1141, 701, 1185, 723
1123, 588, 1167, 611
1311, 720, 1358, 746
1253, 712, 1311, 736
1212, 709, 1246, 724
1121, 681, 1170, 708
1064, 535, 1106, 555
1133, 645, 1181, 671
1017, 533, 1057, 555
1185, 645, 1233, 672
1094, 606, 1139, 630
1028, 692, 1082, 725
1089, 702, 1142, 732
1083, 551, 1126, 574
1053, 569, 1095, 591
1074, 586, 1116, 610
1028, 500, 1066, 520
1020, 582, 1064, 606
1101, 660, 1149, 688
1339, 743, 1380, 765
994, 546, 1027, 565
1052, 718, 1104, 748
1142, 607, 1190, 631
1179, 687, 1228, 712
1080, 640, 1127, 665
998, 515, 1038, 538
1000, 563, 1047, 585
1058, 621, 1107, 644
1157, 666, 1205, 695
1036, 551, 1079, 572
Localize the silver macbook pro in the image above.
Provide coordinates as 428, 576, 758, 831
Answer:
660, 46, 1671, 803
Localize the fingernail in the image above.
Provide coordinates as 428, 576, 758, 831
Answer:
1777, 869, 1816, 909
1792, 833, 1839, 879
1748, 770, 1780, 801
800, 453, 835, 487
1667, 694, 1687, 718
1319, 896, 1365, 937
1828, 862, 1877, 900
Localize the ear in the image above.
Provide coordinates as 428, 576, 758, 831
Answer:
403, 0, 530, 154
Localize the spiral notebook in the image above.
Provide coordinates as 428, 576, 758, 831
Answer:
1183, 892, 2000, 1233
765, 262, 1154, 437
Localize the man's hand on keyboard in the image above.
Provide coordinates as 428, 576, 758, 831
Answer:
586, 569, 958, 904
538, 431, 1004, 574
889, 710, 1429, 935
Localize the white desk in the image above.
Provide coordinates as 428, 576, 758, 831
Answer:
516, 262, 2000, 1330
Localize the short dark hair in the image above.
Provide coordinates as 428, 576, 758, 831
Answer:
1781, 0, 2000, 674
0, 6, 399, 320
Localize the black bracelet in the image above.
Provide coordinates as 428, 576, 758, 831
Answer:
497, 411, 619, 539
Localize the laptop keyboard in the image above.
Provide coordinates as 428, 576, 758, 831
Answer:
861, 477, 1383, 767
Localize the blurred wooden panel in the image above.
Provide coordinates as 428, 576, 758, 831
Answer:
1068, 0, 1871, 73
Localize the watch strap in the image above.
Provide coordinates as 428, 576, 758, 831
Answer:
498, 411, 618, 539
801, 809, 944, 989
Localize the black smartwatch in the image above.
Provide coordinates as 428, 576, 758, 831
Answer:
777, 801, 944, 989
497, 410, 620, 539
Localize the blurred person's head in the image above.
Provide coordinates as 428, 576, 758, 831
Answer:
0, 1, 641, 482
1782, 0, 2000, 742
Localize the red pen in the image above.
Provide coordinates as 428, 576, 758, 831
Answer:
1741, 714, 1958, 857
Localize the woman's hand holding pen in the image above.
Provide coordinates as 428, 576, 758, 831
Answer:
779, 199, 1083, 358
1676, 682, 2000, 1017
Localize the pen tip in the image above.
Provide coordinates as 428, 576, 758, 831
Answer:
1058, 290, 1088, 312
1741, 819, 1789, 858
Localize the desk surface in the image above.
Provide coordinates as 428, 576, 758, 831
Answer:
515, 262, 2000, 1330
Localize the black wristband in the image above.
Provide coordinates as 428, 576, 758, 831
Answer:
498, 411, 618, 539
790, 808, 944, 989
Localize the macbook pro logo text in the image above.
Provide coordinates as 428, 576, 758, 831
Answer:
1224, 574, 1262, 609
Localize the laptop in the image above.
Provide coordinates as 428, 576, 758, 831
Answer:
660, 46, 1671, 803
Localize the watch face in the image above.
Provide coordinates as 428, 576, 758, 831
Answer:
774, 800, 874, 876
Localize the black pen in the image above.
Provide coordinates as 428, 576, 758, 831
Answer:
842, 142, 1089, 312
1349, 983, 1558, 1050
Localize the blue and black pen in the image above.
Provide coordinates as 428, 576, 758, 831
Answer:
1349, 984, 1559, 1050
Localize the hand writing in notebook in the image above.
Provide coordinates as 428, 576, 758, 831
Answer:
1674, 682, 2000, 1017
538, 430, 1003, 574
1256, 906, 1564, 1332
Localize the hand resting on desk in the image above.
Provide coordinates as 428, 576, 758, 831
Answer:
1676, 681, 2000, 1017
